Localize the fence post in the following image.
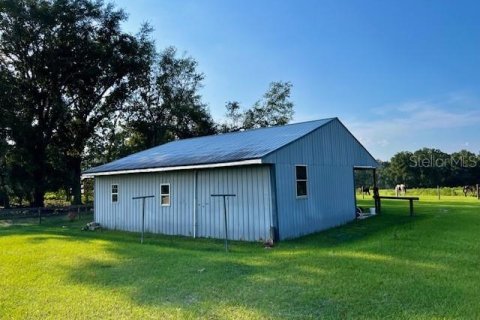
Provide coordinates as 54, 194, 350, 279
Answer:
38, 208, 41, 225
477, 184, 479, 200
77, 206, 81, 220
437, 185, 440, 200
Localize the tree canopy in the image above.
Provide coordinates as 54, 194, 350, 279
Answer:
220, 81, 294, 132
0, 0, 153, 205
123, 46, 216, 153
0, 0, 296, 207
365, 148, 480, 189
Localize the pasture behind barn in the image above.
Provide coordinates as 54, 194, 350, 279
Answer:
1, 196, 479, 319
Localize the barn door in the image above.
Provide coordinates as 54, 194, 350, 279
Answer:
195, 170, 225, 239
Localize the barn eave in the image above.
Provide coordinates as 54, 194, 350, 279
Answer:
82, 158, 264, 177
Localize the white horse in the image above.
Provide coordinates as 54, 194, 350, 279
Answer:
395, 184, 406, 196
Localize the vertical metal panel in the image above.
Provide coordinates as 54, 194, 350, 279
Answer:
94, 171, 194, 236
195, 165, 272, 241
263, 119, 376, 240
93, 165, 273, 241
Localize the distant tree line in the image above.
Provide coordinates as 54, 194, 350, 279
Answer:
0, 0, 294, 207
356, 148, 480, 189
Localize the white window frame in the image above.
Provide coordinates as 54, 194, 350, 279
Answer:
160, 183, 171, 206
111, 184, 118, 203
295, 165, 308, 198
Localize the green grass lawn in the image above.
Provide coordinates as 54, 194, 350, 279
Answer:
1, 196, 479, 319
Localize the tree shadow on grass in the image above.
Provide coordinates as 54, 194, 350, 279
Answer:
60, 202, 477, 318
62, 234, 476, 319
288, 203, 430, 249
3, 201, 480, 318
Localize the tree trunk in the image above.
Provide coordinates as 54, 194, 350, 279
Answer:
33, 185, 45, 207
65, 187, 71, 202
31, 147, 47, 207
4, 194, 10, 209
0, 192, 9, 208
71, 156, 83, 205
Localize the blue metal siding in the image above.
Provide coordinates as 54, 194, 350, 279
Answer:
263, 119, 377, 239
94, 165, 273, 241
195, 166, 273, 241
94, 171, 194, 235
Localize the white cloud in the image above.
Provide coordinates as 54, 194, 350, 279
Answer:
344, 94, 480, 160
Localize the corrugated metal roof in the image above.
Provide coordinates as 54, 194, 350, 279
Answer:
84, 118, 335, 174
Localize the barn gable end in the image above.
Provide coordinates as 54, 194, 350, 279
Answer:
262, 118, 377, 239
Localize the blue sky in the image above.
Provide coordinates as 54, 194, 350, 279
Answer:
113, 0, 480, 160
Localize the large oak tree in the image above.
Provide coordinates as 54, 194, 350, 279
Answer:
0, 0, 154, 205
122, 46, 216, 152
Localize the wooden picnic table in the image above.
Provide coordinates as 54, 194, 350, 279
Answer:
376, 196, 420, 216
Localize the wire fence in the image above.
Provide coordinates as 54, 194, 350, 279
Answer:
356, 186, 480, 199
0, 204, 93, 224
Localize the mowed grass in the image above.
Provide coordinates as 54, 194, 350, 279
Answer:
1, 197, 480, 319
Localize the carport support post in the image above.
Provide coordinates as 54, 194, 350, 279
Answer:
373, 169, 380, 214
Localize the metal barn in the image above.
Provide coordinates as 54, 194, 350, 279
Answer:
83, 118, 377, 241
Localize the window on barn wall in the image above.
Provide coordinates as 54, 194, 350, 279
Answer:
160, 184, 170, 206
111, 184, 118, 202
296, 165, 308, 197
